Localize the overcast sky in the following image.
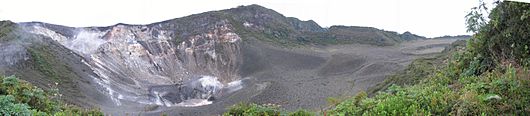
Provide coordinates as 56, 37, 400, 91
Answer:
0, 0, 496, 37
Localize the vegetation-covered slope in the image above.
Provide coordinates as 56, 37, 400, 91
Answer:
0, 75, 102, 115
0, 21, 104, 115
224, 1, 530, 115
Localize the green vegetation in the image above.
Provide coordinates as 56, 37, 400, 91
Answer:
462, 1, 530, 73
0, 21, 19, 42
223, 103, 282, 116
27, 47, 59, 81
223, 103, 315, 116
366, 57, 443, 95
225, 1, 530, 115
327, 63, 529, 115
0, 75, 103, 115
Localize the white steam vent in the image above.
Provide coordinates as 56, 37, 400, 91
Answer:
146, 76, 243, 107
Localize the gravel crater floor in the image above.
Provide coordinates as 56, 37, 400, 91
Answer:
110, 39, 460, 115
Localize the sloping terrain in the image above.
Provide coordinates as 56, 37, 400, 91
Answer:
222, 1, 529, 115
0, 4, 466, 115
325, 2, 530, 115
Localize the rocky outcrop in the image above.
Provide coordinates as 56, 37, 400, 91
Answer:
400, 31, 426, 41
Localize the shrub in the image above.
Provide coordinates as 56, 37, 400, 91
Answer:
224, 103, 282, 116
288, 109, 314, 116
0, 95, 33, 116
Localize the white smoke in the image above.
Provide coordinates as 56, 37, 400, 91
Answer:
26, 25, 108, 56
225, 79, 244, 93
151, 76, 244, 107
175, 99, 213, 107
65, 30, 107, 55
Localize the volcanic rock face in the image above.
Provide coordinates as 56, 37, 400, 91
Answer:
22, 20, 242, 106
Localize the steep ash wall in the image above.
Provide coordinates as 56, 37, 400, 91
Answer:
21, 19, 243, 106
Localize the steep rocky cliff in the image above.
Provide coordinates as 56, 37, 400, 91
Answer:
19, 19, 244, 106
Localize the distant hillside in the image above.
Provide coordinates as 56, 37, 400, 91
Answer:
139, 4, 427, 47
432, 35, 472, 40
